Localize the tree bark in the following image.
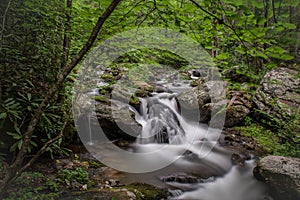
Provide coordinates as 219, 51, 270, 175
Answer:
61, 0, 72, 68
0, 0, 12, 105
0, 0, 122, 196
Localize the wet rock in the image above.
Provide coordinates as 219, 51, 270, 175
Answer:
160, 173, 199, 184
93, 98, 142, 140
177, 77, 211, 121
231, 153, 252, 167
253, 67, 300, 129
177, 78, 248, 127
133, 80, 154, 92
254, 156, 300, 200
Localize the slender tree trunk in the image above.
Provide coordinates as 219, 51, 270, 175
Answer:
0, 0, 12, 105
62, 0, 72, 68
57, 0, 73, 109
263, 0, 269, 51
271, 0, 277, 23
0, 0, 122, 196
296, 4, 300, 58
289, 6, 296, 54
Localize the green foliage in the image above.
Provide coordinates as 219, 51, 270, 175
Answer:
4, 172, 60, 200
239, 104, 300, 158
0, 0, 75, 160
58, 167, 94, 187
236, 124, 298, 157
45, 179, 60, 192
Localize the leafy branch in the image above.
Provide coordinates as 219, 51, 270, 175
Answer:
188, 0, 251, 66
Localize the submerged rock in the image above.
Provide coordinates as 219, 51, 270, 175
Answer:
254, 156, 300, 200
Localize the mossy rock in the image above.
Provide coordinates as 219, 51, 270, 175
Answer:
93, 95, 109, 103
135, 89, 151, 98
101, 73, 114, 80
123, 183, 167, 200
129, 95, 141, 108
99, 85, 113, 95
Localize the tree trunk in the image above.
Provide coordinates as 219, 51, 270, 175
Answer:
57, 0, 73, 110
0, 0, 122, 196
0, 0, 12, 105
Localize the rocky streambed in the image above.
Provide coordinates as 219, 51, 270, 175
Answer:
3, 66, 299, 199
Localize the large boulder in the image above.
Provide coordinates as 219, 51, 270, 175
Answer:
177, 77, 252, 127
176, 77, 211, 122
95, 101, 142, 140
253, 67, 300, 129
222, 91, 253, 127
254, 156, 300, 200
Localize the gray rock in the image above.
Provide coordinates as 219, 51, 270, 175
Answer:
223, 91, 253, 127
95, 101, 142, 140
208, 91, 253, 128
253, 67, 300, 129
254, 156, 300, 200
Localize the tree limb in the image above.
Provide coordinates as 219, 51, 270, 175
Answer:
20, 110, 72, 174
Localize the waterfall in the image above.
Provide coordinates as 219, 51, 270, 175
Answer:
136, 93, 185, 144
129, 92, 272, 200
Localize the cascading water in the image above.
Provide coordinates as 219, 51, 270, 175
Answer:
135, 94, 185, 144
129, 92, 273, 200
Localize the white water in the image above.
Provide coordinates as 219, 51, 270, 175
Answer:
170, 160, 271, 200
131, 92, 272, 200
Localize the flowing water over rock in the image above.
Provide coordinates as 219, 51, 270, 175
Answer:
125, 92, 272, 199
76, 71, 273, 199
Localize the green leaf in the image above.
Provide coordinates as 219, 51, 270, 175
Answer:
14, 125, 21, 134
0, 113, 7, 119
216, 53, 229, 60
284, 0, 299, 6
10, 142, 19, 152
282, 23, 297, 30
251, 1, 264, 9
27, 93, 32, 101
279, 54, 294, 60
30, 141, 38, 147
18, 140, 23, 150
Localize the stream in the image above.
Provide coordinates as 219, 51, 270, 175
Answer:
124, 92, 271, 199
74, 70, 273, 199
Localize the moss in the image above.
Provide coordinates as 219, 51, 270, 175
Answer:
234, 123, 299, 157
135, 90, 147, 98
93, 95, 109, 103
123, 183, 166, 200
190, 80, 198, 87
129, 94, 140, 106
88, 160, 104, 168
101, 73, 114, 81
